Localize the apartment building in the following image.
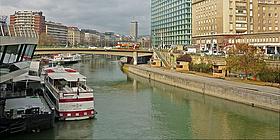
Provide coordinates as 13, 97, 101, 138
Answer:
254, 0, 280, 32
67, 27, 81, 46
151, 0, 192, 48
80, 29, 101, 46
9, 11, 45, 37
192, 0, 280, 54
45, 21, 68, 46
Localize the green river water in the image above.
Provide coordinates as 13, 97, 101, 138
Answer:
8, 56, 280, 139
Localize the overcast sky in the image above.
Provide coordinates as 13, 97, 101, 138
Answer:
0, 0, 151, 35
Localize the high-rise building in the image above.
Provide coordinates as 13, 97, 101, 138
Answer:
151, 0, 192, 48
9, 11, 45, 37
67, 27, 81, 46
192, 0, 280, 54
45, 21, 68, 46
130, 21, 138, 41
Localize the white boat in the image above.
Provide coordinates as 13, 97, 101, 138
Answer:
50, 54, 81, 65
42, 66, 96, 121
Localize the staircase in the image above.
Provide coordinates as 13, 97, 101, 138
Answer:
154, 51, 171, 68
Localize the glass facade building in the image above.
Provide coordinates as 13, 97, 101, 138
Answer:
151, 0, 192, 48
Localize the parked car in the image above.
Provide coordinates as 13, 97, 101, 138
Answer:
89, 46, 97, 49
104, 47, 113, 50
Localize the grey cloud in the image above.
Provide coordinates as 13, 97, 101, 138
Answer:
0, 0, 151, 35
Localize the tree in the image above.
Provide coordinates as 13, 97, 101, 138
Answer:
38, 33, 58, 47
226, 43, 266, 79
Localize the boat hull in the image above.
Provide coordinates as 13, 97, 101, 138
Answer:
58, 110, 96, 121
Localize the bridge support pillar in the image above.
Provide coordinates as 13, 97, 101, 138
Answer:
133, 51, 138, 65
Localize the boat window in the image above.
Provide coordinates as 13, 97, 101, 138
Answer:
3, 45, 20, 64
48, 77, 54, 85
0, 46, 5, 63
18, 44, 26, 62
23, 45, 35, 61
71, 82, 77, 87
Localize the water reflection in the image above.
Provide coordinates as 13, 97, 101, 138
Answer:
54, 120, 95, 139
127, 71, 280, 139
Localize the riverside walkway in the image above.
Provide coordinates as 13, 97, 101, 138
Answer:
138, 65, 280, 95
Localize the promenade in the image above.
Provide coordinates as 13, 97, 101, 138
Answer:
124, 64, 280, 112
138, 65, 280, 95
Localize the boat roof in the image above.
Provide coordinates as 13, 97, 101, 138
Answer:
45, 66, 86, 82
48, 71, 86, 82
13, 72, 41, 82
29, 61, 40, 72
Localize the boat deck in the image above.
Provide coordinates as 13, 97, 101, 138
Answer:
5, 96, 52, 115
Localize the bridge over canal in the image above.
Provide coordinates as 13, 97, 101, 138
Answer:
35, 48, 154, 65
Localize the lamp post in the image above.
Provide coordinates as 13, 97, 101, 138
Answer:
211, 31, 215, 55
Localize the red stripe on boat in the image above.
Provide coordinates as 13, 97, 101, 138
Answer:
59, 109, 95, 117
59, 97, 94, 103
45, 69, 55, 73
65, 69, 77, 72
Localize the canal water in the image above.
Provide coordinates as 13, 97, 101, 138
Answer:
8, 56, 280, 139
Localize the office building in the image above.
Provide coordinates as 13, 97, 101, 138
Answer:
45, 21, 68, 46
151, 0, 192, 48
130, 21, 138, 41
9, 11, 45, 37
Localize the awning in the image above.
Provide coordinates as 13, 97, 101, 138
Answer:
13, 73, 41, 82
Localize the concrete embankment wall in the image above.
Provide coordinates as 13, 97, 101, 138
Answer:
123, 64, 280, 112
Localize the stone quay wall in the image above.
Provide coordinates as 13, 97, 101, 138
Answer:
123, 64, 280, 112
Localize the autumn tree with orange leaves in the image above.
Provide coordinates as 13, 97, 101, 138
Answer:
226, 43, 266, 79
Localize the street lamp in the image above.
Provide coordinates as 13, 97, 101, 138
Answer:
211, 31, 215, 55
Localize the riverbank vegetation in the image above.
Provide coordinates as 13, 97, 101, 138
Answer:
189, 63, 213, 73
258, 68, 280, 84
226, 43, 266, 79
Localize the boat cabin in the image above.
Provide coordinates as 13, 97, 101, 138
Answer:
44, 67, 92, 95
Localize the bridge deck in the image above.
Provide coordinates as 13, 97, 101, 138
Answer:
35, 48, 153, 57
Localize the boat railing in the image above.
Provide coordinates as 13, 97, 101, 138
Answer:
45, 82, 60, 98
78, 83, 93, 92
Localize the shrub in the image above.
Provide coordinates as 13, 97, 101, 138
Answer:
258, 68, 280, 83
190, 63, 213, 73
